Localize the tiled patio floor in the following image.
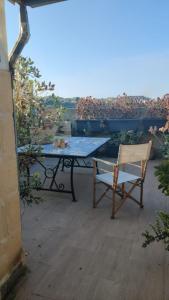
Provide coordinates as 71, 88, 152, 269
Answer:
13, 161, 169, 300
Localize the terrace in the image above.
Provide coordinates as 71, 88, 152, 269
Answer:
1, 1, 169, 300
12, 161, 169, 300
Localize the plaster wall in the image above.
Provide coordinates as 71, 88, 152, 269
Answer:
0, 0, 23, 294
0, 70, 23, 289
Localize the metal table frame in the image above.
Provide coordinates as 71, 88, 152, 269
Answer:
18, 137, 110, 202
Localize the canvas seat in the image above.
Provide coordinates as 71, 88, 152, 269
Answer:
96, 171, 141, 186
93, 141, 152, 219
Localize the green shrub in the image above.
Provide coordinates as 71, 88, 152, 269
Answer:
142, 132, 169, 250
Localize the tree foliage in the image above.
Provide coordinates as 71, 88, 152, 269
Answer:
13, 56, 65, 204
13, 57, 40, 145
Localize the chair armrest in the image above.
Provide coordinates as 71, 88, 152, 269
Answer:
92, 157, 116, 167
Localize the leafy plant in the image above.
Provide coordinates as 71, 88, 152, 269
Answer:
149, 128, 169, 159
118, 130, 148, 145
142, 211, 169, 251
13, 56, 41, 146
18, 145, 43, 205
110, 130, 149, 147
161, 134, 169, 159
76, 95, 169, 120
155, 160, 169, 196
142, 130, 169, 250
13, 56, 66, 205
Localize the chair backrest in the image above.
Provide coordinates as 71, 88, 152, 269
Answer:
117, 141, 152, 165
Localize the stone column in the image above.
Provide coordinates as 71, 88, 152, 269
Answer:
0, 0, 24, 297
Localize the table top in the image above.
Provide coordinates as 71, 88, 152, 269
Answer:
17, 137, 110, 158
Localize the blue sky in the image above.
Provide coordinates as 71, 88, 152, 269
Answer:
5, 0, 169, 98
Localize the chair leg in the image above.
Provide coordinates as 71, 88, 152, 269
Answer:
111, 189, 116, 219
140, 181, 144, 208
93, 177, 96, 208
122, 183, 125, 199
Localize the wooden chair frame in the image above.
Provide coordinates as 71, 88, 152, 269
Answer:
93, 141, 152, 219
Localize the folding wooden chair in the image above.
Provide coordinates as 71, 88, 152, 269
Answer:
93, 141, 152, 219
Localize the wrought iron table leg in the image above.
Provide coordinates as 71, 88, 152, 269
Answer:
70, 158, 76, 202
49, 157, 62, 189
61, 158, 65, 172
